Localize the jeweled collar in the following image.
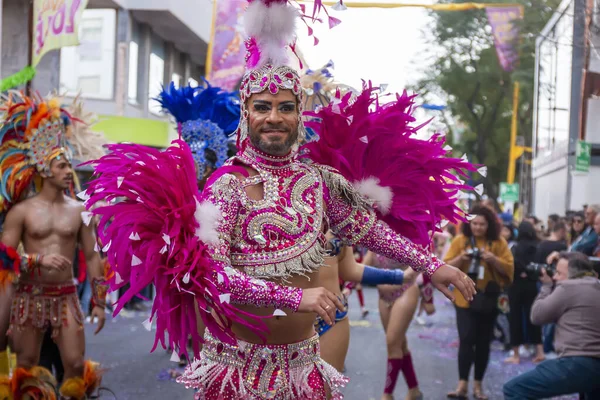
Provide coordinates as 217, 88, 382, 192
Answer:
240, 144, 296, 174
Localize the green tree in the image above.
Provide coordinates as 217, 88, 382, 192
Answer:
413, 0, 560, 199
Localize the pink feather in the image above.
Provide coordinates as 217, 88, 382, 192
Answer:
83, 140, 267, 359
300, 83, 479, 247
245, 38, 262, 69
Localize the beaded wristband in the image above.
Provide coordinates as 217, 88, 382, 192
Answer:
20, 253, 41, 275
91, 277, 108, 309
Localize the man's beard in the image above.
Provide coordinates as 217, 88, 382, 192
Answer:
249, 125, 299, 156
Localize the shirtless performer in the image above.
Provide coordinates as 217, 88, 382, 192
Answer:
0, 94, 106, 399
84, 2, 476, 398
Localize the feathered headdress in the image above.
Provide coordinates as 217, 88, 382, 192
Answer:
0, 91, 74, 223
65, 94, 108, 164
236, 0, 344, 148
156, 81, 240, 178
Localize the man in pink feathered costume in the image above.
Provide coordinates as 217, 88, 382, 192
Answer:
83, 1, 478, 399
175, 1, 477, 398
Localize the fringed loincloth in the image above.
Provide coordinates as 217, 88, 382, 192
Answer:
177, 332, 349, 399
10, 281, 84, 338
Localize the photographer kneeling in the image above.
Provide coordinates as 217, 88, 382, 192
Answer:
503, 252, 600, 399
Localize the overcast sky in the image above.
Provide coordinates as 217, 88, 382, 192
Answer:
296, 1, 435, 95
296, 1, 446, 137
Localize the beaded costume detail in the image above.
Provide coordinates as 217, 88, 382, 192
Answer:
10, 281, 84, 338
204, 144, 443, 281
177, 332, 348, 400
206, 145, 328, 280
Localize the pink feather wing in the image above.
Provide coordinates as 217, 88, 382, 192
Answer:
301, 83, 478, 247
83, 140, 267, 359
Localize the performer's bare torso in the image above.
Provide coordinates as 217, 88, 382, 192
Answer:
18, 194, 81, 283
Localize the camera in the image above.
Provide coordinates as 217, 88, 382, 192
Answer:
526, 262, 556, 278
466, 247, 483, 279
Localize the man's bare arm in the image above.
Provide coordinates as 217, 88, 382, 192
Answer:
79, 205, 107, 334
0, 204, 25, 248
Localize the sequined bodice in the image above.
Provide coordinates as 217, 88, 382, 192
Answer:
206, 144, 443, 283
224, 146, 327, 279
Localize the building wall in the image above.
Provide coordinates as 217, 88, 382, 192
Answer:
533, 165, 568, 220
0, 1, 207, 147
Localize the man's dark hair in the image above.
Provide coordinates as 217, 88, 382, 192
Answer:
461, 205, 501, 241
548, 214, 560, 224
558, 251, 594, 278
552, 221, 567, 233
517, 220, 538, 242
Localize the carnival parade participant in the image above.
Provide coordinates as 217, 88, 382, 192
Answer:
0, 93, 107, 399
82, 1, 477, 398
363, 251, 434, 400
317, 233, 420, 373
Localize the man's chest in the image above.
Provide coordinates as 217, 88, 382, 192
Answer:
24, 204, 80, 240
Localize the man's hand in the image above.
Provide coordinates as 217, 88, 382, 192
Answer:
539, 268, 553, 285
40, 254, 72, 271
91, 306, 106, 335
430, 264, 476, 302
298, 287, 345, 326
402, 268, 419, 285
546, 251, 560, 265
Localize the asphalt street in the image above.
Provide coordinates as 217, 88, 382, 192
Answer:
84, 287, 578, 400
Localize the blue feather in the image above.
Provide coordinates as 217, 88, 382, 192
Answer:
156, 79, 242, 174
155, 80, 241, 136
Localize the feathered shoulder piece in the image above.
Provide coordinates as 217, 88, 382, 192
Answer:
300, 82, 484, 246
156, 81, 239, 176
82, 140, 265, 359
66, 94, 108, 164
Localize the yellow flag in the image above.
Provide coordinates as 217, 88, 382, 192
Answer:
31, 0, 89, 67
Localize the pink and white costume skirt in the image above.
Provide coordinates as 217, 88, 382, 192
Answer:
177, 332, 348, 399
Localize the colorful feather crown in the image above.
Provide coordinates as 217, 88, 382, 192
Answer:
0, 92, 75, 222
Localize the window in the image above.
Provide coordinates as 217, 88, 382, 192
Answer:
534, 2, 574, 155
172, 73, 182, 89
60, 9, 116, 100
128, 41, 139, 104
78, 19, 102, 61
148, 52, 165, 115
78, 76, 101, 93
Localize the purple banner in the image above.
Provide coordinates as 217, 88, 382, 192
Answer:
486, 6, 523, 72
207, 0, 247, 91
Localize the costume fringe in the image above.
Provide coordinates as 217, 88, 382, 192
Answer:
0, 366, 58, 400
59, 360, 103, 400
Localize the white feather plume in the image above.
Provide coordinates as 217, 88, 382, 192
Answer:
244, 1, 298, 67
244, 2, 298, 44
194, 199, 221, 246
353, 177, 393, 215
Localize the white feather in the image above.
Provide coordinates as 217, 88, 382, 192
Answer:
195, 199, 221, 246
353, 177, 393, 215
244, 2, 298, 45
475, 184, 484, 196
